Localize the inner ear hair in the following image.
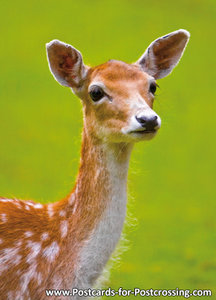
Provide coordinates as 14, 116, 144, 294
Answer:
137, 29, 190, 79
46, 40, 87, 88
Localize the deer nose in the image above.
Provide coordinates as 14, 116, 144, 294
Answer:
135, 115, 158, 131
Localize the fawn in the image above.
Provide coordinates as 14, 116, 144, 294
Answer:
0, 29, 189, 299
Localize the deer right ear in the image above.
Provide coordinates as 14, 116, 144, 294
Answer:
136, 29, 190, 79
46, 40, 88, 88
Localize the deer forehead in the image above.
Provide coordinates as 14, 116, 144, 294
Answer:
88, 60, 152, 98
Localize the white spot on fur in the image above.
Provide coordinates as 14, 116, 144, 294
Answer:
0, 199, 12, 203
17, 269, 21, 275
0, 247, 22, 275
43, 241, 60, 263
60, 220, 68, 238
24, 231, 33, 238
47, 204, 54, 218
7, 291, 14, 299
20, 261, 38, 296
26, 241, 41, 263
95, 169, 101, 180
0, 238, 3, 244
14, 199, 22, 209
68, 194, 75, 206
72, 201, 78, 214
25, 205, 30, 210
14, 289, 24, 300
36, 271, 42, 285
34, 203, 43, 209
1, 213, 7, 223
59, 210, 66, 217
13, 254, 22, 265
41, 232, 49, 241
15, 240, 22, 247
26, 201, 34, 206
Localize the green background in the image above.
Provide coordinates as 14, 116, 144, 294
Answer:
0, 0, 215, 298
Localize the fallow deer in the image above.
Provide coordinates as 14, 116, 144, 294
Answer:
0, 29, 190, 299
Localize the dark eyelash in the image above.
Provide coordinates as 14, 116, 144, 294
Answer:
153, 84, 160, 98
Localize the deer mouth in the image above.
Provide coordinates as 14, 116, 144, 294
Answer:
130, 129, 156, 134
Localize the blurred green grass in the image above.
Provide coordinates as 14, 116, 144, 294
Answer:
0, 0, 216, 298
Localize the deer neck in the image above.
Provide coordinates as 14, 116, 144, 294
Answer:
55, 127, 133, 288
73, 126, 133, 239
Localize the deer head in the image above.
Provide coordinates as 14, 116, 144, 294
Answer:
46, 29, 190, 143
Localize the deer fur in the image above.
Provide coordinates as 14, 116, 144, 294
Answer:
0, 29, 190, 299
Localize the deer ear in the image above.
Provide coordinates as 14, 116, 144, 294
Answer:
136, 29, 190, 79
46, 40, 88, 88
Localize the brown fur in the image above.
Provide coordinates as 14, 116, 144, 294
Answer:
0, 59, 155, 300
0, 128, 113, 299
0, 30, 190, 298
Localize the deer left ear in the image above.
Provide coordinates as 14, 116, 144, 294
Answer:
136, 29, 190, 79
46, 40, 88, 88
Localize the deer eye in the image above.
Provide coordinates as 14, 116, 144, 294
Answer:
89, 86, 105, 102
149, 83, 157, 95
